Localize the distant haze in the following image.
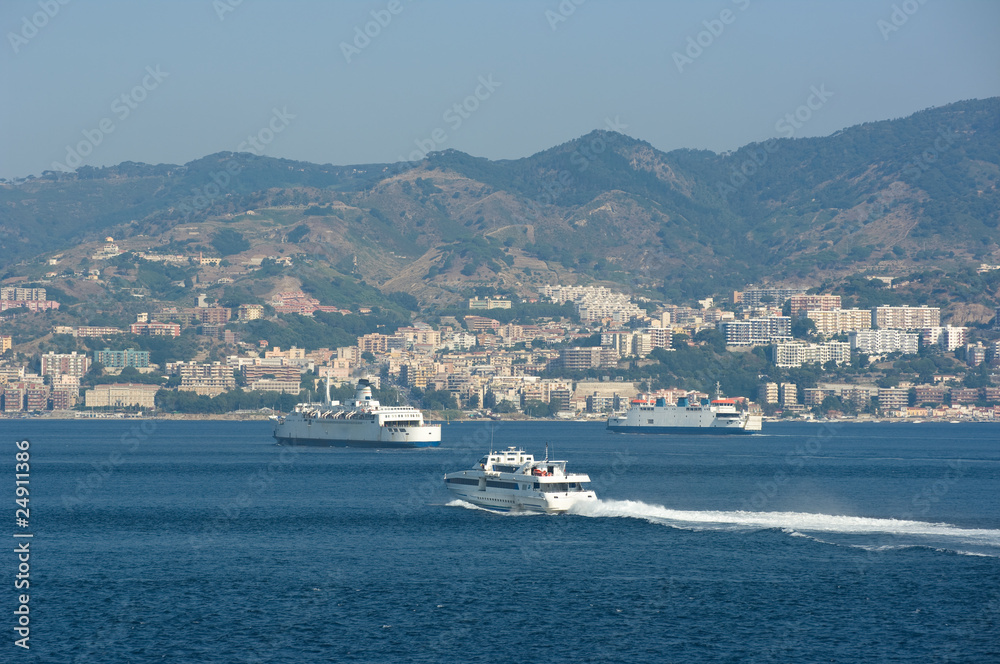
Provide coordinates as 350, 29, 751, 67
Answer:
2, 0, 998, 180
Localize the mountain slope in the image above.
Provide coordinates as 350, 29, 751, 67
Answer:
1, 98, 997, 304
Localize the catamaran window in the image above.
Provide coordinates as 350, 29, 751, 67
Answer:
447, 478, 479, 486
485, 480, 519, 490
541, 483, 570, 492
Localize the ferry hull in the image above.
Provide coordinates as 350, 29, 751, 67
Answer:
446, 487, 595, 513
607, 424, 757, 435
273, 419, 440, 449
606, 398, 762, 435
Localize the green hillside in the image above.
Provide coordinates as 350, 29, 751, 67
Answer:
1, 98, 997, 305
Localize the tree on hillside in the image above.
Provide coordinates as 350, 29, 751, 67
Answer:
211, 229, 251, 256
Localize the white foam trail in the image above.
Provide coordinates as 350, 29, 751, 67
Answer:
569, 499, 1000, 548
446, 499, 490, 511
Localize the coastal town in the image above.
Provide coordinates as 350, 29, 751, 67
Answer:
1, 267, 998, 422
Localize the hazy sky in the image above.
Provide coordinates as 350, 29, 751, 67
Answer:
2, 0, 998, 179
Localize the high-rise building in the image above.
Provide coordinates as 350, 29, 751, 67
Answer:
850, 329, 919, 355
758, 382, 778, 404
96, 348, 151, 369
920, 326, 967, 351
774, 341, 851, 368
789, 295, 841, 318
735, 288, 806, 307
807, 309, 871, 336
719, 317, 791, 346
40, 351, 91, 377
873, 306, 940, 330
779, 382, 798, 407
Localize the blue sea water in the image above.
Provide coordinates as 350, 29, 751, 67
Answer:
7, 419, 1000, 663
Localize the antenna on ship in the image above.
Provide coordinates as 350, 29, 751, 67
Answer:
715, 381, 722, 399
544, 442, 549, 462
325, 375, 332, 406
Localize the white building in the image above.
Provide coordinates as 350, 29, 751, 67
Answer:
774, 341, 851, 368
850, 329, 919, 355
719, 317, 792, 346
873, 305, 940, 330
921, 326, 968, 351
807, 308, 872, 336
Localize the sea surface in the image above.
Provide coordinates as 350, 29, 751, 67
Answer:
8, 419, 1000, 663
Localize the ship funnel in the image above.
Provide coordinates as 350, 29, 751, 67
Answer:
325, 376, 332, 406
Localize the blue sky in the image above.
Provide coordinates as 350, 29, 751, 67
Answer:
2, 0, 998, 179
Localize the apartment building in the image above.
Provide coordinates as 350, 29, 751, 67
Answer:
734, 288, 806, 307
96, 348, 151, 369
807, 308, 871, 336
130, 322, 181, 337
758, 382, 779, 404
789, 295, 841, 318
719, 317, 792, 346
237, 304, 265, 321
921, 326, 967, 351
40, 351, 91, 378
877, 387, 909, 412
849, 329, 919, 355
873, 305, 940, 330
779, 382, 798, 407
774, 341, 851, 368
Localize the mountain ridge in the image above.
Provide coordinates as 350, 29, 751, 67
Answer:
1, 97, 997, 306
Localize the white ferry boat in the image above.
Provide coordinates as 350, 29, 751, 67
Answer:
444, 446, 597, 513
607, 389, 762, 435
272, 379, 440, 448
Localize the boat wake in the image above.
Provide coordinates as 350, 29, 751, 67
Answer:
568, 499, 1000, 557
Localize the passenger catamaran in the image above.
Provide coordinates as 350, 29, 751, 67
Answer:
272, 378, 440, 448
444, 446, 597, 513
607, 384, 762, 435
